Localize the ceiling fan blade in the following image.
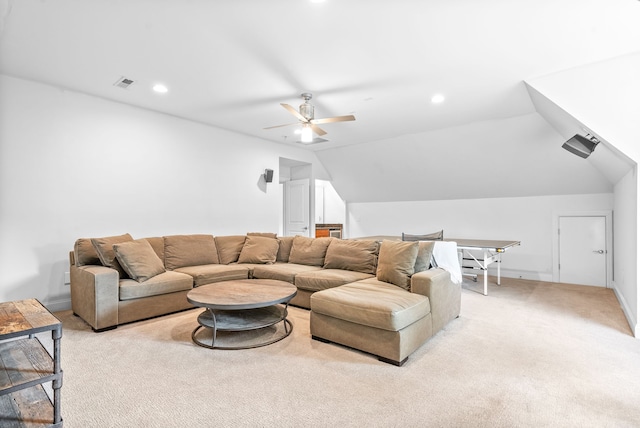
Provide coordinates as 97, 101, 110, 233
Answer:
281, 103, 308, 122
310, 124, 327, 136
311, 115, 356, 125
263, 122, 299, 130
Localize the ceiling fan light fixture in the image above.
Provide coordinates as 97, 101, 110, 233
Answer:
301, 124, 313, 143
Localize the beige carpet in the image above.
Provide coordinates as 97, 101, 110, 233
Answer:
48, 277, 640, 427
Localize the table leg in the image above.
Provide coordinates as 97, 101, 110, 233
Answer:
209, 309, 217, 347
497, 253, 502, 285
483, 250, 489, 296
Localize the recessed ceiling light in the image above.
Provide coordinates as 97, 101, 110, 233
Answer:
153, 84, 168, 93
310, 0, 325, 3
431, 94, 445, 104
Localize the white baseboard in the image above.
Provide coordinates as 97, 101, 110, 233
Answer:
612, 281, 638, 338
472, 267, 553, 282
44, 298, 72, 313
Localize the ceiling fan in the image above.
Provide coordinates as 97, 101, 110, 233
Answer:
264, 93, 355, 143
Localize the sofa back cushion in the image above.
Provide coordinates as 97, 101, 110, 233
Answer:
247, 232, 278, 239
114, 239, 166, 282
91, 233, 134, 278
288, 236, 333, 266
238, 235, 279, 264
74, 238, 101, 266
214, 235, 247, 264
276, 236, 295, 262
414, 241, 436, 273
164, 234, 219, 270
376, 240, 419, 290
145, 237, 165, 263
323, 239, 379, 274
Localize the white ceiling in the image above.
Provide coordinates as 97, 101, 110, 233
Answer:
1, 0, 639, 202
2, 0, 640, 150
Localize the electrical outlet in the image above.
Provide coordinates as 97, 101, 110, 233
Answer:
64, 272, 70, 285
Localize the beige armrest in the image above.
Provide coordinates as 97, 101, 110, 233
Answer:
411, 268, 461, 333
70, 264, 119, 331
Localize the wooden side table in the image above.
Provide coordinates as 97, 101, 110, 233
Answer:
0, 299, 63, 427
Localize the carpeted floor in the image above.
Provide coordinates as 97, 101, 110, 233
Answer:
49, 277, 640, 427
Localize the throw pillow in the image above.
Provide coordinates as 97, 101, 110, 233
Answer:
164, 234, 219, 270
114, 239, 166, 282
414, 241, 436, 273
323, 239, 379, 275
288, 236, 333, 266
74, 238, 101, 266
276, 236, 295, 262
376, 240, 419, 290
238, 235, 279, 264
214, 235, 247, 264
91, 233, 133, 278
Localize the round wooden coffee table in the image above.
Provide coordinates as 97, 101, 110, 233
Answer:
186, 279, 297, 350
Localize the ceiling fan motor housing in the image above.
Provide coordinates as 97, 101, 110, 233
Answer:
300, 102, 314, 120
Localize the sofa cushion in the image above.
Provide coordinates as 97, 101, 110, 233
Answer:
294, 269, 374, 292
237, 235, 279, 264
376, 240, 419, 290
276, 236, 295, 262
164, 234, 219, 270
323, 239, 379, 274
119, 271, 193, 301
91, 233, 133, 278
288, 236, 333, 266
310, 280, 430, 331
414, 241, 436, 273
252, 262, 322, 283
145, 237, 165, 263
402, 230, 444, 241
113, 239, 166, 283
215, 235, 247, 264
74, 238, 101, 266
247, 232, 278, 238
174, 264, 250, 287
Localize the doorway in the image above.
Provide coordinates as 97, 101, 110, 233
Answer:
279, 157, 312, 237
552, 211, 613, 287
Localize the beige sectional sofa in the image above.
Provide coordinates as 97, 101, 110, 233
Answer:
70, 232, 461, 365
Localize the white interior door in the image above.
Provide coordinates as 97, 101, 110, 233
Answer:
558, 216, 607, 287
284, 178, 310, 237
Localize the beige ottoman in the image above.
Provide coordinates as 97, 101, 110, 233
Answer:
310, 280, 433, 366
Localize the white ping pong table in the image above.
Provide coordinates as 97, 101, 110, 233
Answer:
353, 236, 520, 296
447, 239, 521, 296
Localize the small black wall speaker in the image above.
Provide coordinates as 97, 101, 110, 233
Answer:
264, 169, 274, 183
562, 134, 599, 159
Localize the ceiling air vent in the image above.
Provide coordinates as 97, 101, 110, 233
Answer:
113, 77, 135, 89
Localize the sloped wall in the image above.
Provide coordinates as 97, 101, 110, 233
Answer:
316, 112, 612, 203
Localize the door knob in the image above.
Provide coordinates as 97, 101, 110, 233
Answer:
593, 250, 605, 254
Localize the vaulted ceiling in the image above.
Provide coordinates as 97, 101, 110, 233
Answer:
1, 0, 639, 202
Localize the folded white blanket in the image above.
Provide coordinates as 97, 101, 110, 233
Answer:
431, 241, 462, 284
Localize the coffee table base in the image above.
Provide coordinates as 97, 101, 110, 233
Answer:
191, 306, 293, 350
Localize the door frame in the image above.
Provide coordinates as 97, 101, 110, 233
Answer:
552, 210, 613, 288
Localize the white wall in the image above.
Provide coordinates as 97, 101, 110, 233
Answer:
0, 75, 325, 310
347, 193, 613, 281
614, 168, 638, 335
315, 180, 345, 224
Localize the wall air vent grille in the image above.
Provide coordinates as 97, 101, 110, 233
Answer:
113, 77, 135, 89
